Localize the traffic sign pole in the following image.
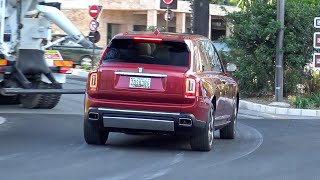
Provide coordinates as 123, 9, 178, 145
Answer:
88, 5, 102, 70
92, 37, 95, 70
275, 0, 285, 102
166, 5, 169, 32
163, 0, 173, 32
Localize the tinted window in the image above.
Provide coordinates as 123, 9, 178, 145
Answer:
198, 41, 211, 71
102, 39, 190, 67
207, 41, 223, 72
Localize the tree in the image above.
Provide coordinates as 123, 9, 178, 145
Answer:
223, 1, 320, 97
209, 0, 237, 5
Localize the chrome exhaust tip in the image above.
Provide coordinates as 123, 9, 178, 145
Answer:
88, 112, 99, 121
178, 118, 192, 127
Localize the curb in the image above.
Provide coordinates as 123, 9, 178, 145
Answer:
240, 100, 320, 117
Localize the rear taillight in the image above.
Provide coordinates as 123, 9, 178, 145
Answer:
185, 78, 196, 97
89, 72, 98, 89
0, 59, 8, 66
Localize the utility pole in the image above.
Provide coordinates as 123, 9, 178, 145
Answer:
275, 0, 285, 101
192, 0, 209, 37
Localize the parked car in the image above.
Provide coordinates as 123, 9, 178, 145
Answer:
50, 34, 103, 67
84, 32, 239, 151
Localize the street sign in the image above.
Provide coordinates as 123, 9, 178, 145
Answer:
89, 19, 99, 32
313, 32, 320, 49
314, 17, 320, 28
88, 31, 101, 43
163, 0, 174, 5
313, 53, 320, 68
163, 9, 174, 21
160, 0, 177, 9
88, 5, 101, 18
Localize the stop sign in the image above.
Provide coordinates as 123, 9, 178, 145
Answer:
163, 0, 173, 5
89, 5, 100, 18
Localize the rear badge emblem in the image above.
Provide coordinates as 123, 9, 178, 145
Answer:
138, 67, 143, 73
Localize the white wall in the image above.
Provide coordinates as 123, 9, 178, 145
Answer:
59, 0, 99, 9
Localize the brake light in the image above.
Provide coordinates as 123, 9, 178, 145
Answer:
133, 37, 163, 41
0, 59, 8, 66
185, 78, 196, 97
89, 72, 98, 89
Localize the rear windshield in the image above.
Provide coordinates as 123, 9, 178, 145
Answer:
102, 39, 190, 67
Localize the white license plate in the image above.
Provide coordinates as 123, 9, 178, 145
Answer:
129, 77, 151, 89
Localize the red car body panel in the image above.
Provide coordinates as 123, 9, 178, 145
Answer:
85, 32, 238, 132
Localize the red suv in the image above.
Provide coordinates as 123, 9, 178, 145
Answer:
84, 32, 239, 151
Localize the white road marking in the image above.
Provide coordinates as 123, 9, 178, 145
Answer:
98, 152, 185, 180
0, 117, 6, 125
0, 153, 23, 161
142, 152, 185, 180
200, 123, 264, 169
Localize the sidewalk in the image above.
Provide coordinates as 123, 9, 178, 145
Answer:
71, 69, 320, 118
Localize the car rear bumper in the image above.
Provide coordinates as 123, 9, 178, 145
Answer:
85, 107, 206, 135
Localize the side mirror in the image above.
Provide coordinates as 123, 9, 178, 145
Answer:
226, 63, 237, 72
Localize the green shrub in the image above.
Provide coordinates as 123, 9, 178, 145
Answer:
294, 96, 313, 109
310, 93, 320, 108
290, 93, 320, 109
223, 1, 320, 97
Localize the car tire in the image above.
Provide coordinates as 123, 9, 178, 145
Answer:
84, 120, 109, 145
20, 82, 61, 109
190, 107, 215, 151
220, 102, 238, 139
80, 56, 93, 67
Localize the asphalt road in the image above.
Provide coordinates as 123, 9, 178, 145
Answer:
0, 76, 319, 180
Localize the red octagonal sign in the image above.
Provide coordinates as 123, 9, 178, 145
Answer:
89, 5, 100, 18
163, 0, 174, 5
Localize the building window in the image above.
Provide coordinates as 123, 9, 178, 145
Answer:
211, 18, 226, 41
133, 25, 147, 31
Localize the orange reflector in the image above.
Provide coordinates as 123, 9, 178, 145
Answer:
0, 59, 8, 66
60, 67, 71, 74
53, 60, 73, 67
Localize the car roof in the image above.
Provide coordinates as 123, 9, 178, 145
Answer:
114, 31, 206, 41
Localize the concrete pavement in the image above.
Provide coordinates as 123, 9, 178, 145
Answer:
1, 75, 320, 180
71, 69, 320, 118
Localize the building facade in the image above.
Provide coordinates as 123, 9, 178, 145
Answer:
55, 0, 239, 46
